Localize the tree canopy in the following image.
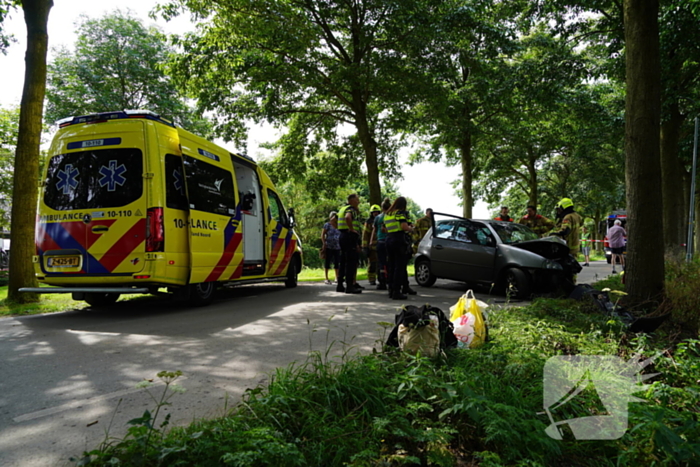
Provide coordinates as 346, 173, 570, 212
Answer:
161, 0, 446, 204
45, 9, 210, 134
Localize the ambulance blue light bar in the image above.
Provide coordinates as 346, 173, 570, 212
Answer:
56, 110, 175, 128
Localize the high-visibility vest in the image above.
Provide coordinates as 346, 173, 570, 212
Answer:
384, 211, 407, 233
338, 204, 362, 231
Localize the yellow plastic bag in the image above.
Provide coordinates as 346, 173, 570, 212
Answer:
450, 290, 488, 348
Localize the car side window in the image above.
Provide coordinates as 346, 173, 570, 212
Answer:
475, 224, 496, 247
434, 222, 454, 239
455, 224, 473, 243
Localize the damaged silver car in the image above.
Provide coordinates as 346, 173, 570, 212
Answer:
414, 213, 582, 299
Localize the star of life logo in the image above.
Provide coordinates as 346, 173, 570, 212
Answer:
56, 164, 79, 195
98, 160, 127, 192
542, 354, 659, 440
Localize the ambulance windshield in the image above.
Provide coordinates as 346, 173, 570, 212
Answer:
44, 148, 143, 211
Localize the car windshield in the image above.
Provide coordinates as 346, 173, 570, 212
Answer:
490, 222, 539, 244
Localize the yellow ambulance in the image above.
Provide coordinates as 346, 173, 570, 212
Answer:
22, 110, 302, 306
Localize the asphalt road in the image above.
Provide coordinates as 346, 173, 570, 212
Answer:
0, 260, 613, 466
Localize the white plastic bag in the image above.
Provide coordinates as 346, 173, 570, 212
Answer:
450, 290, 488, 348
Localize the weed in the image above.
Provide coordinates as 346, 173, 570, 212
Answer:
74, 371, 186, 466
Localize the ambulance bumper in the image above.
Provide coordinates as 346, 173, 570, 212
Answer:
19, 287, 151, 294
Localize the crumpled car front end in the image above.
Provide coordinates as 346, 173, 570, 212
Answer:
502, 236, 581, 294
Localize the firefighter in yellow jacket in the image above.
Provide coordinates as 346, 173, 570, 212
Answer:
362, 204, 381, 285
550, 198, 583, 257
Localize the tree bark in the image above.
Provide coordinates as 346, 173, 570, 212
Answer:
460, 131, 472, 218
660, 102, 686, 255
624, 0, 665, 304
353, 99, 381, 206
7, 0, 53, 303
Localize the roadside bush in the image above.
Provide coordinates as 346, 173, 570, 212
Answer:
76, 301, 700, 466
663, 256, 700, 336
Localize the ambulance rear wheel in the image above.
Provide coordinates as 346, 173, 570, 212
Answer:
189, 282, 215, 306
84, 293, 119, 307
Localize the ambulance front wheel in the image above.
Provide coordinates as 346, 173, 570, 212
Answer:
84, 293, 119, 307
285, 258, 299, 288
189, 282, 215, 306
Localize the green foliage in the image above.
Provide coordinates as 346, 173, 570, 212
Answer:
0, 105, 19, 228
161, 0, 446, 203
75, 297, 700, 466
75, 371, 187, 467
0, 0, 18, 54
45, 9, 211, 134
663, 256, 700, 335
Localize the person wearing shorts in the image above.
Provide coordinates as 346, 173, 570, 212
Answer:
607, 220, 627, 274
321, 212, 341, 284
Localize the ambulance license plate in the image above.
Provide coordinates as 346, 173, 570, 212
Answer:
48, 256, 80, 267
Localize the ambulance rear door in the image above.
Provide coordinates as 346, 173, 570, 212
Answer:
39, 121, 148, 276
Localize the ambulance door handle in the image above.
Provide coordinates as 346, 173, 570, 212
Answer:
91, 226, 109, 234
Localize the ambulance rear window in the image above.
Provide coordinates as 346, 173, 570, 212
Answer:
44, 148, 143, 211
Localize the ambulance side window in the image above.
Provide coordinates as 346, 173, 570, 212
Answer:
165, 154, 188, 211
267, 189, 289, 226
182, 155, 236, 215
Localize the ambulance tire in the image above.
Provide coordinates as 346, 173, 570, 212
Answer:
285, 258, 299, 288
84, 293, 119, 308
189, 282, 215, 307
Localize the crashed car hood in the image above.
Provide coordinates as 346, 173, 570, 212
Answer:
510, 236, 570, 260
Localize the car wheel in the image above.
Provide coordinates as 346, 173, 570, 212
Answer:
189, 282, 215, 306
285, 258, 298, 288
415, 259, 436, 287
84, 293, 119, 307
504, 268, 531, 299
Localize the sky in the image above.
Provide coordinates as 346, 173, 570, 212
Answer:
0, 0, 490, 218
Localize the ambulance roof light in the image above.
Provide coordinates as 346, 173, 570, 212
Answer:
56, 116, 74, 126
54, 110, 176, 128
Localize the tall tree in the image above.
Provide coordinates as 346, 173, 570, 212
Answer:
162, 0, 440, 205
8, 0, 52, 303
658, 1, 700, 253
624, 0, 665, 303
406, 0, 519, 218
45, 10, 210, 134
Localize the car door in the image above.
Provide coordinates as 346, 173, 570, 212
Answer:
429, 220, 497, 282
450, 221, 498, 283
427, 220, 458, 278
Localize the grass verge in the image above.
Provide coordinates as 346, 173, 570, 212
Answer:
75, 284, 699, 466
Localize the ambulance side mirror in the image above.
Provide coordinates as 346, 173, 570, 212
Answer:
287, 208, 296, 228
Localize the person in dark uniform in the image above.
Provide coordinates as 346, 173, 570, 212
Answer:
383, 197, 414, 300
336, 193, 363, 294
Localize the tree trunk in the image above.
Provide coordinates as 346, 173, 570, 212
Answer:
624, 0, 665, 304
8, 0, 53, 303
527, 154, 537, 208
660, 102, 685, 255
354, 101, 381, 206
460, 131, 472, 218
